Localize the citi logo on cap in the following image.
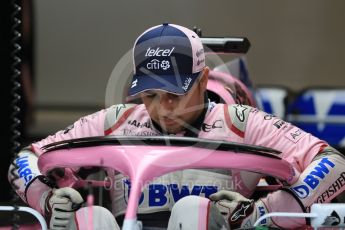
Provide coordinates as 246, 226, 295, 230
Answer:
146, 59, 171, 70
145, 47, 175, 57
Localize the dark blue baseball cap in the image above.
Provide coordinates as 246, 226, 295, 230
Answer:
128, 23, 205, 96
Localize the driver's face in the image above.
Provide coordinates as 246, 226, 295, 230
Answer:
140, 68, 209, 134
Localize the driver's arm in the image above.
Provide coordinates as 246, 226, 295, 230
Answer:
8, 146, 53, 214
7, 107, 109, 216
8, 103, 137, 210
243, 106, 345, 228
260, 146, 345, 228
8, 147, 85, 229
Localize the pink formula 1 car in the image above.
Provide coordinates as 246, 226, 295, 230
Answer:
38, 136, 295, 230
3, 136, 343, 230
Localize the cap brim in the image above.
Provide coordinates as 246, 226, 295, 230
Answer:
128, 72, 201, 97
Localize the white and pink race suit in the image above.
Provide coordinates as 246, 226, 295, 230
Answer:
9, 102, 345, 229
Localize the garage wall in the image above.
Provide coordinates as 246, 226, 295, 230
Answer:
34, 0, 345, 107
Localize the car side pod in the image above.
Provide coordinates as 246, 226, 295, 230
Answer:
38, 136, 298, 230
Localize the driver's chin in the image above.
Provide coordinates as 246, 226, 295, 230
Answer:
161, 124, 184, 134
155, 120, 184, 134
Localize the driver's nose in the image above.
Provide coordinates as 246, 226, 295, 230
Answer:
159, 94, 176, 112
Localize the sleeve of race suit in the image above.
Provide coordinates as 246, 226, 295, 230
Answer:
240, 105, 345, 228
261, 148, 345, 228
7, 107, 109, 215
8, 147, 54, 215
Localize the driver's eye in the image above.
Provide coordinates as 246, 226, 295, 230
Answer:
168, 94, 179, 99
144, 93, 156, 98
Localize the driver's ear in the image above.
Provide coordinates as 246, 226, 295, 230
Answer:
199, 66, 209, 93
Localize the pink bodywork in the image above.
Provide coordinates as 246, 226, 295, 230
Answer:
207, 70, 256, 106
37, 143, 297, 222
